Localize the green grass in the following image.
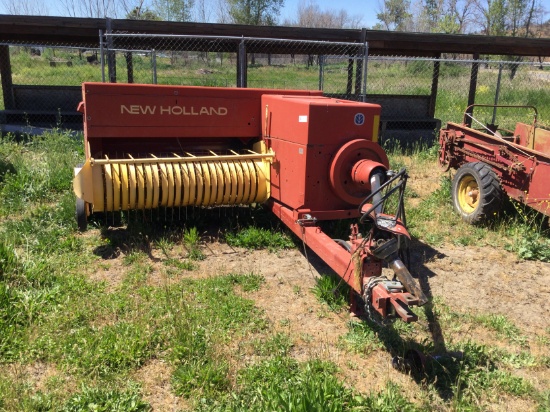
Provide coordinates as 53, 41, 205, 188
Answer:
225, 226, 295, 251
62, 384, 151, 412
472, 314, 528, 347
0, 130, 548, 411
311, 273, 350, 312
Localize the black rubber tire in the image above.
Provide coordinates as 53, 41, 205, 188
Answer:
452, 162, 503, 224
76, 197, 88, 232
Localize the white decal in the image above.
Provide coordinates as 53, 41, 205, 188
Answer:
120, 105, 227, 116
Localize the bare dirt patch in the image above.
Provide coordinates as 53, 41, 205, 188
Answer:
134, 360, 189, 412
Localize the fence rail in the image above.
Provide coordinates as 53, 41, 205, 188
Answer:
1, 32, 549, 145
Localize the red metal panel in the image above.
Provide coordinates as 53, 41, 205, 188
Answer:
263, 94, 382, 213
82, 83, 321, 139
269, 200, 359, 293
80, 82, 321, 158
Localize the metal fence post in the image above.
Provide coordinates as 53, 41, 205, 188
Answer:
152, 49, 157, 84
237, 38, 247, 88
346, 58, 354, 97
355, 28, 367, 101
106, 19, 116, 83
429, 55, 440, 118
491, 63, 503, 125
125, 51, 133, 83
318, 55, 324, 91
99, 29, 105, 83
361, 41, 368, 102
0, 45, 15, 110
466, 53, 480, 127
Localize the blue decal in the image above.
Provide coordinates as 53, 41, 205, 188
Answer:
354, 113, 365, 126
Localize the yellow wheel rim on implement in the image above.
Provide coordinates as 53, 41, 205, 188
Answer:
457, 175, 479, 214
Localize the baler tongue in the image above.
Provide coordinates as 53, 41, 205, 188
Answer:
371, 238, 428, 306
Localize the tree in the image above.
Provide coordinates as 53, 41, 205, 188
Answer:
289, 0, 362, 29
120, 0, 161, 20
153, 0, 195, 21
376, 0, 413, 31
473, 0, 544, 36
0, 0, 48, 15
443, 0, 475, 33
195, 0, 214, 22
476, 0, 507, 35
59, 0, 119, 18
126, 6, 161, 19
227, 0, 284, 25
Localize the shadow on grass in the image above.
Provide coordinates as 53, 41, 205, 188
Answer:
90, 205, 294, 259
297, 231, 469, 401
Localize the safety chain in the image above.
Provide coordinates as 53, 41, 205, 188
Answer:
364, 275, 391, 326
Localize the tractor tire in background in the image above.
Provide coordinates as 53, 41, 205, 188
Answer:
451, 162, 503, 224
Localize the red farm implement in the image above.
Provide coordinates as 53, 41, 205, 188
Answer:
73, 82, 428, 322
439, 104, 550, 223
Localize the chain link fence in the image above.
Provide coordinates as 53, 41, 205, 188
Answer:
1, 33, 549, 145
103, 33, 367, 95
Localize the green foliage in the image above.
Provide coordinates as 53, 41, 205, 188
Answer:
183, 227, 205, 260
165, 274, 267, 399
407, 174, 457, 245
376, 0, 412, 31
164, 257, 196, 271
0, 375, 60, 411
62, 385, 150, 412
0, 240, 20, 278
0, 132, 83, 215
227, 272, 265, 292
341, 320, 383, 355
515, 228, 550, 262
474, 314, 527, 346
428, 340, 535, 407
538, 390, 550, 412
225, 226, 294, 251
0, 129, 546, 410
221, 357, 417, 412
0, 282, 28, 358
506, 201, 550, 262
1, 192, 78, 255
311, 274, 349, 311
153, 0, 194, 22
48, 321, 162, 377
252, 332, 293, 357
227, 0, 284, 25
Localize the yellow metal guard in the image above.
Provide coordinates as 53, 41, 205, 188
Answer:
73, 151, 273, 213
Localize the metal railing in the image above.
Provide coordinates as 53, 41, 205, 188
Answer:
1, 32, 549, 144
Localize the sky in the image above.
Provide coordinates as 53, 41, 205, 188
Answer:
15, 0, 379, 27
5, 0, 550, 30
279, 0, 379, 27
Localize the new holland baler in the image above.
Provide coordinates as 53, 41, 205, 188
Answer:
73, 82, 427, 322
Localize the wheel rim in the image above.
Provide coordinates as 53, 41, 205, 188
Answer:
457, 175, 479, 214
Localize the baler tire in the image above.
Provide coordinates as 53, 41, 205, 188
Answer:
76, 197, 88, 232
451, 162, 503, 224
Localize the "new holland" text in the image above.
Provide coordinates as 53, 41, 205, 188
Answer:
120, 105, 228, 115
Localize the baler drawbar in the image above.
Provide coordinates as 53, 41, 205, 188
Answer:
73, 82, 427, 322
